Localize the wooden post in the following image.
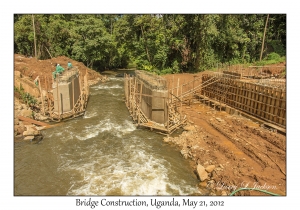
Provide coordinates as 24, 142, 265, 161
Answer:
129, 76, 131, 110
56, 77, 60, 119
177, 78, 180, 97
38, 77, 45, 115
133, 77, 136, 119
274, 89, 280, 124
138, 82, 143, 126
78, 72, 83, 112
45, 76, 49, 111
72, 77, 75, 114
180, 85, 182, 121
172, 75, 174, 103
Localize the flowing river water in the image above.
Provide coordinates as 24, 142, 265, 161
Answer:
14, 72, 201, 196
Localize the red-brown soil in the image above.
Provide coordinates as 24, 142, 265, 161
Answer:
14, 54, 105, 86
14, 54, 286, 195
162, 72, 286, 196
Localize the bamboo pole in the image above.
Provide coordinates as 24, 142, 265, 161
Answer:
72, 77, 75, 114
38, 77, 45, 115
78, 72, 83, 112
180, 85, 182, 121
172, 75, 174, 103
138, 82, 143, 126
56, 76, 60, 119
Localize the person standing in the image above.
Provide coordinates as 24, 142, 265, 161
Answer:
67, 61, 73, 70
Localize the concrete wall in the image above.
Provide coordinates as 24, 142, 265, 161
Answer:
138, 80, 168, 124
53, 74, 80, 114
151, 89, 168, 124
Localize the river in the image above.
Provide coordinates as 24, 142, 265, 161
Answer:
14, 71, 201, 196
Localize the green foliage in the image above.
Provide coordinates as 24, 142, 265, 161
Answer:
14, 14, 286, 73
255, 52, 285, 66
14, 85, 37, 107
267, 40, 286, 56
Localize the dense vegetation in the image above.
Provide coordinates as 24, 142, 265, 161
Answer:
14, 14, 286, 73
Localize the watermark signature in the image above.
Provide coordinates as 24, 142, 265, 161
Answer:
207, 181, 277, 191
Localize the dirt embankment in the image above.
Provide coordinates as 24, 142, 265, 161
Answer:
14, 54, 106, 139
14, 54, 106, 86
162, 72, 286, 196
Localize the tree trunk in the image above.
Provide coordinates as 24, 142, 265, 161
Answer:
260, 14, 269, 61
32, 14, 37, 58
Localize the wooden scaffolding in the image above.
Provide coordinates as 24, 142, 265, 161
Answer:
124, 71, 186, 134
36, 67, 89, 122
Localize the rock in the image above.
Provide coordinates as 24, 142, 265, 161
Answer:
34, 113, 48, 121
21, 109, 33, 118
32, 135, 43, 143
180, 149, 188, 159
219, 164, 224, 169
24, 136, 34, 141
23, 130, 40, 136
24, 125, 35, 130
183, 125, 195, 131
216, 117, 223, 122
163, 137, 171, 142
205, 165, 216, 173
35, 126, 46, 131
215, 187, 223, 195
197, 164, 208, 181
221, 191, 227, 196
14, 118, 19, 125
15, 125, 26, 135
199, 181, 207, 188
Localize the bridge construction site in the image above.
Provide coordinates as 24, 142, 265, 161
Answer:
34, 67, 90, 122
124, 69, 286, 134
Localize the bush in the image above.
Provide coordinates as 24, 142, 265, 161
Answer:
14, 85, 37, 107
255, 52, 285, 66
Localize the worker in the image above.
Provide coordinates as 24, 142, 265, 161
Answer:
53, 64, 65, 79
67, 61, 73, 70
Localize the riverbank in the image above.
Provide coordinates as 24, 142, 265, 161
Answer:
14, 54, 107, 140
162, 84, 286, 195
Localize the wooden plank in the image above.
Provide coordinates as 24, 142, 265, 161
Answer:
253, 85, 259, 115
257, 85, 263, 117
280, 90, 286, 126
270, 88, 276, 123
261, 86, 267, 119
246, 83, 251, 112
266, 87, 272, 121
274, 89, 281, 124
18, 116, 50, 127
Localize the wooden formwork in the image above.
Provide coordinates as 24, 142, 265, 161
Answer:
38, 67, 89, 122
200, 74, 286, 128
124, 72, 186, 134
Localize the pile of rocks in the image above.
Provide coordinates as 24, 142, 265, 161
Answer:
163, 124, 228, 195
14, 98, 44, 142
